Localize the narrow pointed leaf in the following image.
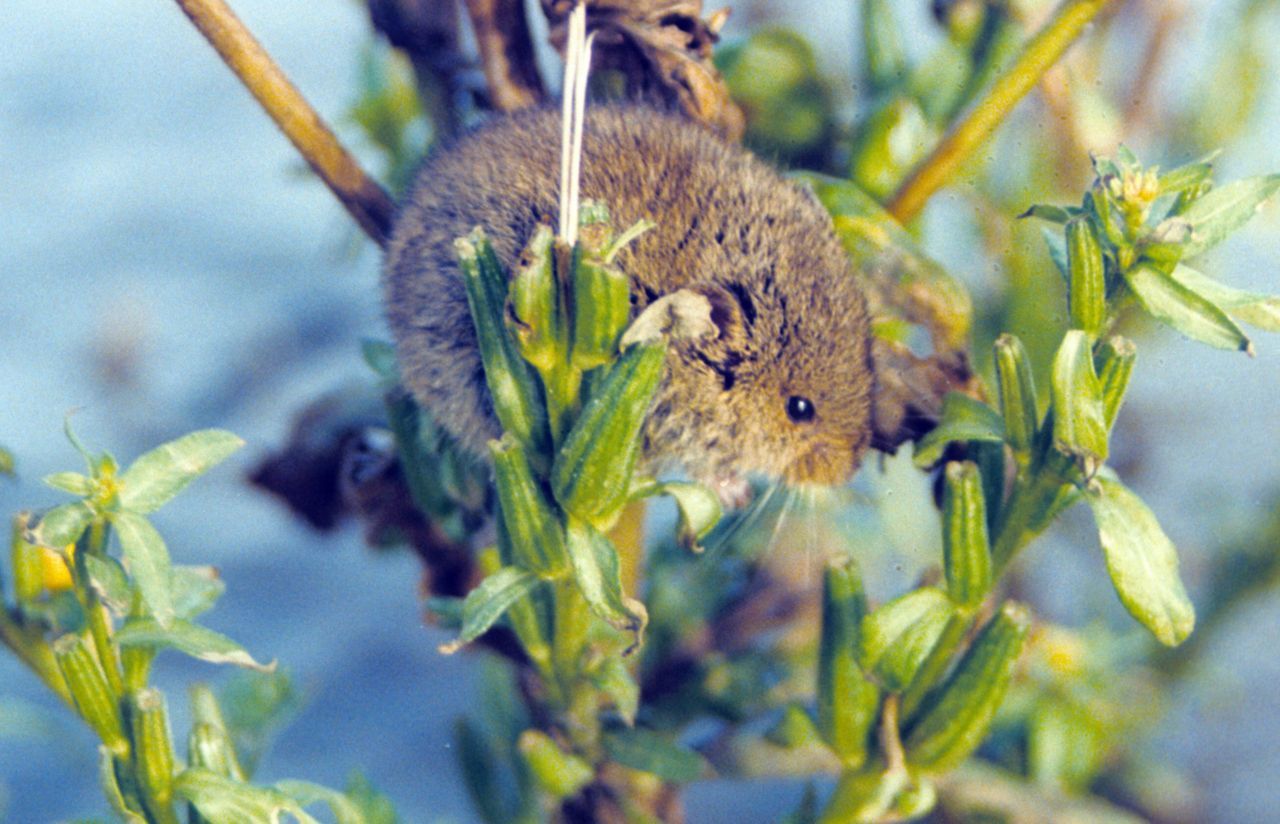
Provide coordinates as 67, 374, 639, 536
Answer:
1169, 264, 1280, 332
118, 429, 244, 514
440, 567, 539, 653
175, 768, 321, 824
84, 553, 132, 615
942, 462, 992, 607
860, 588, 956, 692
913, 394, 1005, 468
519, 731, 595, 799
99, 747, 147, 824
1124, 263, 1252, 352
117, 617, 275, 671
1085, 476, 1195, 646
172, 565, 226, 620
602, 728, 706, 783
274, 780, 366, 824
1050, 330, 1108, 473
111, 510, 175, 628
638, 481, 722, 552
28, 500, 94, 549
1177, 173, 1280, 258
43, 471, 93, 496
565, 518, 647, 637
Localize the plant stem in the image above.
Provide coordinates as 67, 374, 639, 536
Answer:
78, 520, 126, 700
0, 608, 74, 706
170, 0, 395, 246
887, 0, 1115, 223
990, 463, 1069, 574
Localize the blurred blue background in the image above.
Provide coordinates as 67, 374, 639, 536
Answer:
2, 1, 1278, 821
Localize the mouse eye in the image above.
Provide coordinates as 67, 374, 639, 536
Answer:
786, 396, 816, 423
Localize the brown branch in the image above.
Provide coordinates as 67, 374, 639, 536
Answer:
464, 0, 546, 111
172, 0, 396, 247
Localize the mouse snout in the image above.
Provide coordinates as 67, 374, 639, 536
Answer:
784, 442, 859, 487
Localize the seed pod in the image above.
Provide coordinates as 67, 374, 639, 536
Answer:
55, 635, 129, 757
552, 343, 666, 524
817, 559, 879, 766
859, 588, 956, 693
1050, 330, 1108, 476
490, 436, 568, 577
942, 462, 992, 607
993, 334, 1037, 456
570, 253, 632, 371
1066, 218, 1106, 336
128, 688, 177, 814
905, 602, 1031, 773
12, 513, 43, 603
1095, 335, 1136, 428
509, 224, 565, 373
456, 229, 550, 456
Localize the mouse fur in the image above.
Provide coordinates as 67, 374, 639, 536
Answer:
384, 104, 874, 487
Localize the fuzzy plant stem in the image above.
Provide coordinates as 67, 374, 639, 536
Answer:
887, 0, 1115, 222
170, 0, 396, 246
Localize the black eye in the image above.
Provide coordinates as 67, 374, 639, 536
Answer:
786, 396, 816, 423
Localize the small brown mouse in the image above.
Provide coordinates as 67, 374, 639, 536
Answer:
384, 104, 874, 488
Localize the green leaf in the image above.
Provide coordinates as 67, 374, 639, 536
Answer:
1019, 204, 1077, 224
99, 746, 148, 824
518, 731, 594, 800
637, 481, 722, 552
1050, 330, 1108, 474
111, 510, 175, 628
905, 602, 1030, 772
118, 429, 244, 514
84, 553, 132, 615
912, 393, 1005, 468
819, 767, 909, 824
565, 518, 647, 638
602, 728, 706, 783
275, 780, 367, 824
1085, 476, 1195, 646
175, 768, 321, 824
589, 656, 640, 725
860, 588, 956, 692
1169, 264, 1280, 332
1042, 228, 1070, 284
360, 338, 398, 381
27, 500, 95, 549
43, 471, 94, 496
1124, 263, 1252, 353
1177, 173, 1280, 258
942, 462, 992, 607
439, 567, 539, 654
172, 565, 226, 620
117, 617, 275, 671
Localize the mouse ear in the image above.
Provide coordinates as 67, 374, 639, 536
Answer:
691, 284, 751, 351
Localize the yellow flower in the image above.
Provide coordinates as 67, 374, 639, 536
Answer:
39, 543, 75, 592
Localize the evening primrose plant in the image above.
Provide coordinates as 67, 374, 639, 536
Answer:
0, 428, 389, 823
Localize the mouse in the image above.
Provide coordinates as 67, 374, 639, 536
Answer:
383, 103, 874, 490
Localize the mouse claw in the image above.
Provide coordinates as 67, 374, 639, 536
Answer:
621, 289, 717, 348
711, 474, 754, 510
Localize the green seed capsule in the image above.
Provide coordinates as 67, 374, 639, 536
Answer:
905, 602, 1031, 773
552, 343, 666, 525
490, 436, 569, 577
55, 635, 129, 757
942, 462, 992, 608
128, 688, 177, 814
1066, 218, 1107, 336
817, 559, 878, 767
187, 722, 244, 780
456, 229, 551, 456
509, 225, 564, 373
1095, 335, 1136, 429
993, 335, 1038, 456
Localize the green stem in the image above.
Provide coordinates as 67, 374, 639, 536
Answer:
542, 364, 583, 446
991, 462, 1070, 574
0, 608, 74, 706
77, 519, 126, 699
552, 579, 589, 690
888, 0, 1115, 222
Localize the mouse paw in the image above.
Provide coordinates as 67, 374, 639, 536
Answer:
710, 475, 754, 510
